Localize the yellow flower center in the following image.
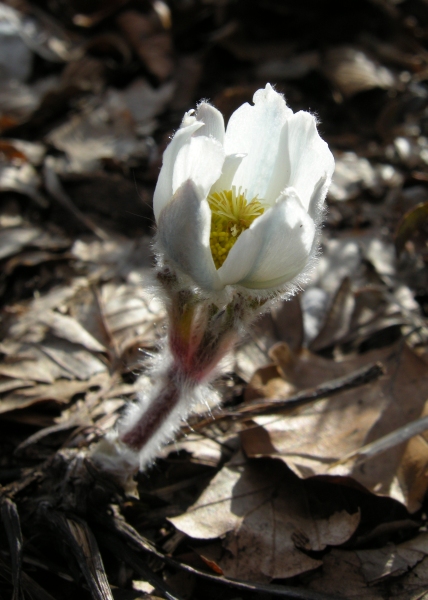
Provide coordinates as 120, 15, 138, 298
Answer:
208, 187, 265, 269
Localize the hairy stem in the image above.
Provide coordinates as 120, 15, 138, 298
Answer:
120, 368, 189, 451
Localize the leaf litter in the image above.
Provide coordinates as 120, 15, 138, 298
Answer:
1, 0, 428, 599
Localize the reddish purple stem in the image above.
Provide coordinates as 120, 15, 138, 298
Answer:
120, 369, 184, 451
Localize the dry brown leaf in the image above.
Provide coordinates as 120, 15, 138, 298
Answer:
235, 295, 303, 382
306, 549, 385, 600
8, 280, 89, 337
0, 226, 42, 260
309, 277, 355, 351
170, 453, 360, 582
46, 101, 149, 173
0, 378, 33, 394
356, 532, 428, 584
0, 162, 46, 206
46, 79, 173, 173
100, 282, 165, 355
40, 310, 106, 352
307, 547, 428, 599
162, 431, 239, 468
0, 342, 74, 383
38, 338, 106, 380
388, 554, 428, 599
0, 373, 108, 414
0, 336, 106, 385
242, 341, 428, 511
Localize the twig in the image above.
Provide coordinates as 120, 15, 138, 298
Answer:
94, 508, 346, 600
333, 412, 428, 467
43, 158, 110, 240
96, 530, 186, 600
187, 361, 385, 432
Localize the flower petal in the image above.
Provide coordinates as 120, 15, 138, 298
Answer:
153, 118, 203, 222
308, 174, 330, 224
225, 188, 316, 290
172, 135, 225, 199
265, 111, 335, 211
210, 153, 246, 193
217, 219, 264, 286
157, 179, 221, 290
195, 102, 225, 144
224, 84, 293, 201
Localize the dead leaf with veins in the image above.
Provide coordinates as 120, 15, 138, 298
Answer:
171, 453, 360, 582
242, 340, 428, 512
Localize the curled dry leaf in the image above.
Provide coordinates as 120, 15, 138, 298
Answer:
171, 453, 360, 582
242, 340, 428, 512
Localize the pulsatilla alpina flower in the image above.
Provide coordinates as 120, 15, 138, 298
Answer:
154, 84, 334, 294
91, 85, 334, 479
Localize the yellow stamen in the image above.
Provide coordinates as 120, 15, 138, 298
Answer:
208, 187, 265, 269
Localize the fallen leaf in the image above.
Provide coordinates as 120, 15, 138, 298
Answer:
0, 373, 108, 414
40, 310, 106, 352
170, 453, 360, 582
0, 342, 74, 383
306, 549, 385, 600
356, 532, 428, 584
38, 338, 106, 380
242, 341, 428, 511
0, 226, 42, 260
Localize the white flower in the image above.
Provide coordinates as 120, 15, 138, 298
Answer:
154, 84, 334, 293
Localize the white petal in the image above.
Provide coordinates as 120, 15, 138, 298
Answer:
224, 84, 293, 201
153, 119, 203, 222
210, 153, 246, 193
228, 188, 316, 289
157, 179, 221, 290
195, 102, 225, 144
181, 109, 196, 128
217, 218, 264, 286
308, 174, 330, 224
266, 111, 335, 211
172, 135, 225, 199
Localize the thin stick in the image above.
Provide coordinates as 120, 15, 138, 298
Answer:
186, 362, 385, 432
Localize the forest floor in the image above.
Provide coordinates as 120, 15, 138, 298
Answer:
1, 1, 428, 599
